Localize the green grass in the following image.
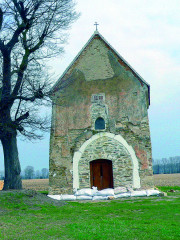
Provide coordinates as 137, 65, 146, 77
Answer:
38, 190, 49, 195
0, 189, 180, 240
156, 186, 180, 197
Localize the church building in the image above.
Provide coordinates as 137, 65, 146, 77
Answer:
49, 30, 153, 194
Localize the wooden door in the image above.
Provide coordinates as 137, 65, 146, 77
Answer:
90, 159, 113, 190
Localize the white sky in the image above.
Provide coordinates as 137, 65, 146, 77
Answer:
0, 0, 180, 171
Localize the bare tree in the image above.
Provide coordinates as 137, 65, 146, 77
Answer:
24, 165, 34, 179
35, 169, 40, 179
41, 167, 48, 178
0, 0, 79, 190
153, 156, 180, 174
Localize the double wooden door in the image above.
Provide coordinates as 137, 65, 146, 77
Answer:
90, 159, 113, 190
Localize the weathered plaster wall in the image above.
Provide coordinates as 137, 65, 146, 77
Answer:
49, 36, 153, 194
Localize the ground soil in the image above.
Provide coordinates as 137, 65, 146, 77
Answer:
0, 189, 66, 207
0, 173, 180, 191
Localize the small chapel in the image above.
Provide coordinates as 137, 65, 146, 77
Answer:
49, 29, 153, 194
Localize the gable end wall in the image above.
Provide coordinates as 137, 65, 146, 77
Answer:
49, 36, 153, 194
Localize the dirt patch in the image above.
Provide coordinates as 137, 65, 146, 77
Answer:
0, 189, 66, 207
0, 181, 3, 190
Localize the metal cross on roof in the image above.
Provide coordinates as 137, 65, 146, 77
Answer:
94, 22, 99, 31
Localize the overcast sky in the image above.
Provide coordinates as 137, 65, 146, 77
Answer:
0, 0, 180, 171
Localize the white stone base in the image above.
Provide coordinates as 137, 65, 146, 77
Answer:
48, 189, 161, 201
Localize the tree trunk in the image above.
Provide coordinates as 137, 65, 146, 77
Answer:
1, 132, 22, 190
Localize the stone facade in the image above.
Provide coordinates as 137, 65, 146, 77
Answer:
49, 31, 154, 194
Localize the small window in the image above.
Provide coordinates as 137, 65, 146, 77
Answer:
92, 94, 105, 103
95, 117, 105, 130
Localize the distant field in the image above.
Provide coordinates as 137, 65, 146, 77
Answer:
0, 179, 49, 191
22, 179, 49, 191
0, 173, 180, 191
153, 173, 180, 186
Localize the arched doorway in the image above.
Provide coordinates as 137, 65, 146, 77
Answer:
73, 132, 141, 190
90, 159, 113, 190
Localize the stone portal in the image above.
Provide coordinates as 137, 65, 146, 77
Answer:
73, 132, 141, 191
90, 159, 113, 190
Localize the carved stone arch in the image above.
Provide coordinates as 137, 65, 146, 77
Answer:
73, 132, 140, 189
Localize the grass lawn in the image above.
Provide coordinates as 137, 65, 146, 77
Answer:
0, 187, 179, 240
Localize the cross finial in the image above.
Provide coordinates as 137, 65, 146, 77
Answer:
94, 22, 99, 31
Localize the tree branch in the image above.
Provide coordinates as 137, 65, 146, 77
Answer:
6, 23, 26, 51
15, 95, 36, 102
6, 0, 34, 51
0, 39, 5, 51
12, 0, 28, 23
0, 7, 3, 31
14, 111, 29, 123
15, 89, 44, 102
11, 49, 30, 97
